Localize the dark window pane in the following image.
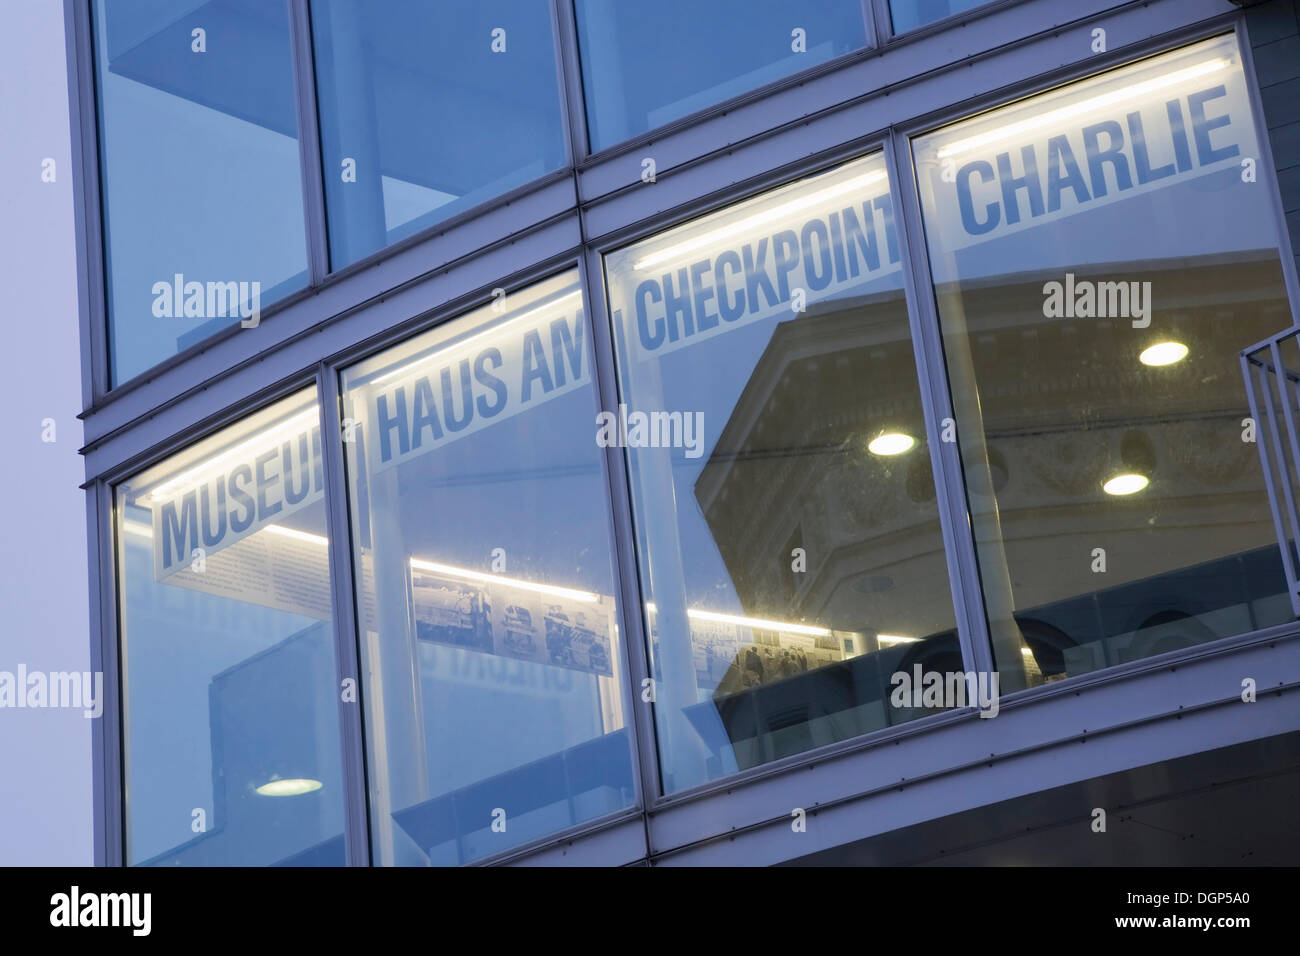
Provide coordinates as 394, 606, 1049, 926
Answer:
912, 35, 1295, 691
116, 391, 345, 866
574, 0, 868, 152
889, 0, 997, 34
341, 272, 636, 864
604, 155, 959, 793
311, 0, 567, 268
92, 0, 308, 384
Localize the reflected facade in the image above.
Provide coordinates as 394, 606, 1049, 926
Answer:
913, 34, 1294, 691
574, 0, 868, 152
604, 155, 959, 793
115, 390, 344, 866
92, 0, 308, 384
339, 272, 635, 864
311, 0, 567, 268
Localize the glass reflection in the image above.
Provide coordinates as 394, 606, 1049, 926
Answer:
912, 35, 1295, 690
92, 0, 308, 384
574, 0, 868, 152
116, 390, 345, 866
311, 0, 567, 267
605, 155, 960, 793
340, 271, 635, 864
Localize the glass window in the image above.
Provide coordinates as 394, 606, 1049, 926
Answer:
341, 272, 635, 864
311, 0, 568, 268
604, 155, 961, 794
912, 34, 1296, 692
92, 0, 309, 385
889, 0, 996, 34
574, 0, 868, 153
115, 390, 344, 866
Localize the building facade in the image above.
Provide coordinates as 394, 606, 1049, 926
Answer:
67, 0, 1300, 866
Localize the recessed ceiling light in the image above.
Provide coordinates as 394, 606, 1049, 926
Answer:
868, 432, 915, 456
1103, 473, 1149, 496
255, 778, 322, 797
1139, 341, 1188, 367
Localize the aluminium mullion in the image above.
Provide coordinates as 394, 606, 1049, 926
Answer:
67, 0, 109, 402
90, 478, 124, 866
866, 0, 891, 46
317, 363, 372, 865
1236, 17, 1300, 322
578, 245, 663, 824
884, 129, 996, 679
551, 0, 590, 165
288, 0, 330, 283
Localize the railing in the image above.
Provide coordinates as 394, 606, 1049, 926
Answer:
1241, 331, 1300, 617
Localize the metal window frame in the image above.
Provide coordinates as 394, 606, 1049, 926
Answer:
73, 0, 1300, 866
65, 0, 107, 407
289, 0, 330, 283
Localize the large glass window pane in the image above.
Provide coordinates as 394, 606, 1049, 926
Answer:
341, 272, 635, 865
574, 0, 868, 153
311, 0, 567, 268
92, 0, 309, 385
912, 34, 1296, 692
889, 0, 996, 35
604, 155, 960, 794
115, 390, 344, 866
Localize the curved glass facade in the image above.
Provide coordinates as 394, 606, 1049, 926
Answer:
81, 2, 1300, 866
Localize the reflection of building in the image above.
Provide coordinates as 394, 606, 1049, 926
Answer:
140, 626, 345, 866
70, 0, 1300, 870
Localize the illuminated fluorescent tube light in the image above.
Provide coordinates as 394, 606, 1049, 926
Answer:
632, 170, 889, 271
409, 557, 598, 603
876, 634, 918, 645
148, 408, 319, 503
644, 603, 831, 637
935, 58, 1227, 160
122, 521, 153, 540
371, 290, 583, 386
264, 524, 330, 547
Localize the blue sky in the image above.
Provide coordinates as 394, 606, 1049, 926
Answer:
0, 1, 93, 865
